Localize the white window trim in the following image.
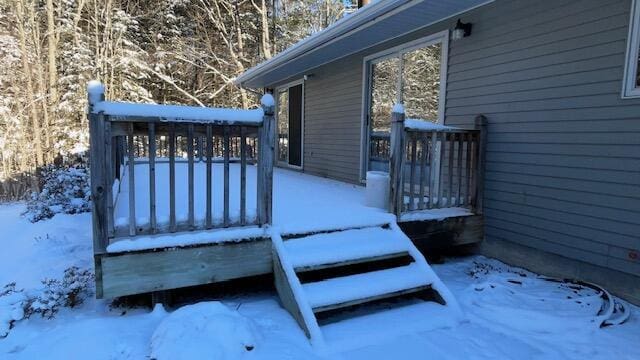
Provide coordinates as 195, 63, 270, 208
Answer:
359, 30, 449, 181
275, 79, 305, 170
623, 0, 640, 98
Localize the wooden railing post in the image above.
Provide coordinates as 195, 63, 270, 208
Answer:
88, 81, 108, 254
257, 94, 275, 225
389, 104, 406, 218
474, 115, 487, 214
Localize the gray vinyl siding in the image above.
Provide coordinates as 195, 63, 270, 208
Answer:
302, 56, 363, 183
267, 0, 640, 277
447, 0, 640, 277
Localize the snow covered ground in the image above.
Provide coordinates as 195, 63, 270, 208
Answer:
1, 203, 639, 359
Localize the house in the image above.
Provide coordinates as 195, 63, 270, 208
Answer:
86, 0, 639, 344
236, 0, 640, 304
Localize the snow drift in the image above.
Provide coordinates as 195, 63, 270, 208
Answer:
150, 302, 260, 360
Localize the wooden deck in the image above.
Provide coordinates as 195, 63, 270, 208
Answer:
97, 164, 480, 298
87, 84, 485, 300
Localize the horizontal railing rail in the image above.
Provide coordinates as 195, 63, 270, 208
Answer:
389, 106, 486, 219
88, 82, 275, 254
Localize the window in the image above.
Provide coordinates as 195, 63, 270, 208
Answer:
362, 31, 448, 175
623, 0, 640, 98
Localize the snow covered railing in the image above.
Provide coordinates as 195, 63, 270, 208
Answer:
87, 81, 275, 254
388, 104, 487, 218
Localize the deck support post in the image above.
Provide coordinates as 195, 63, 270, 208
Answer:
258, 94, 275, 226
474, 115, 487, 214
88, 82, 108, 254
389, 105, 406, 218
151, 290, 171, 308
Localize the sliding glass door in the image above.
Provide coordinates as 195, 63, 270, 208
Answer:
363, 31, 448, 176
277, 82, 304, 168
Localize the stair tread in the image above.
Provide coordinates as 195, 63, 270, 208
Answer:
303, 263, 431, 310
284, 226, 409, 269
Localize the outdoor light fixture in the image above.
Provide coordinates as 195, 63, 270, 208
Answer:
452, 19, 472, 40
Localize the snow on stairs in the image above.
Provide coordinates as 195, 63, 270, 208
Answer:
271, 223, 461, 349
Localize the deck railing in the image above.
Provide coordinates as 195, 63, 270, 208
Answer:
388, 106, 486, 219
88, 82, 275, 254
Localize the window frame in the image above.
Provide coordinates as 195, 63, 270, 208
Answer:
623, 0, 640, 98
359, 30, 449, 181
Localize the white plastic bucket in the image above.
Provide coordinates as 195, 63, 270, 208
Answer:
365, 171, 390, 209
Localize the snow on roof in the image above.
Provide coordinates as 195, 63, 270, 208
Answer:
92, 101, 264, 124
404, 119, 459, 131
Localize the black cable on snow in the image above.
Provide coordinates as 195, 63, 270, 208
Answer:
539, 277, 631, 327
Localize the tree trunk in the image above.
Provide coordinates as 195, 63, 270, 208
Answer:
29, 2, 52, 161
259, 0, 272, 59
15, 0, 44, 167
46, 0, 58, 118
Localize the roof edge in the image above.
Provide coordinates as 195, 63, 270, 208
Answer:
235, 0, 410, 87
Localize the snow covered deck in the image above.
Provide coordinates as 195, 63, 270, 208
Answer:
87, 88, 482, 300
109, 162, 473, 252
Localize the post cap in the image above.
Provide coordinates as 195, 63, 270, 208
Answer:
392, 103, 405, 114
260, 93, 275, 108
87, 80, 105, 105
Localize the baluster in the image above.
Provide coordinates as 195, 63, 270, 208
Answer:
447, 133, 454, 207
187, 124, 195, 230
206, 125, 213, 229
127, 123, 136, 236
418, 134, 428, 210
456, 131, 464, 207
148, 123, 157, 233
408, 134, 417, 211
169, 124, 176, 232
105, 121, 114, 238
464, 133, 472, 207
223, 125, 230, 227
240, 127, 247, 225
428, 131, 437, 209
437, 131, 446, 208
469, 132, 477, 209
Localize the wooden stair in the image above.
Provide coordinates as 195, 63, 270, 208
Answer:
271, 224, 459, 347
